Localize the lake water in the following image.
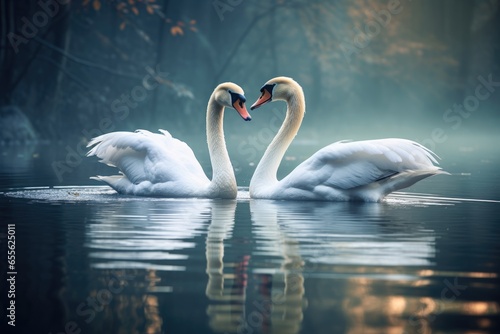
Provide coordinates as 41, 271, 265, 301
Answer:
1, 137, 499, 334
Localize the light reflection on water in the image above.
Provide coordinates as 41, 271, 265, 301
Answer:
2, 185, 499, 333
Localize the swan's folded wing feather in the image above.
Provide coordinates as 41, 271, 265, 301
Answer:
282, 138, 441, 191
87, 129, 207, 184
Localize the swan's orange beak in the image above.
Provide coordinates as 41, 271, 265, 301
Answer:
233, 100, 252, 121
251, 89, 272, 110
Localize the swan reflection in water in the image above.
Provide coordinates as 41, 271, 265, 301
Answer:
205, 200, 306, 334
83, 196, 441, 333
252, 199, 436, 268
84, 199, 212, 333
204, 198, 438, 334
247, 200, 436, 334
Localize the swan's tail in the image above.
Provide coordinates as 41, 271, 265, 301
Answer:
372, 139, 448, 200
349, 168, 448, 202
86, 131, 150, 185
384, 168, 448, 193
90, 175, 134, 194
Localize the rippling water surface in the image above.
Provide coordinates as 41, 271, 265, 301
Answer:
1, 142, 499, 334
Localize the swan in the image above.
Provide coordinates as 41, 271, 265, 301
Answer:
87, 82, 251, 198
249, 77, 446, 202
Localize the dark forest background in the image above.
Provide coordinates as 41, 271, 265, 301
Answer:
1, 0, 499, 149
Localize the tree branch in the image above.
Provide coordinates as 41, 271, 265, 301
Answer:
214, 1, 306, 83
38, 55, 95, 95
34, 36, 143, 80
10, 9, 72, 95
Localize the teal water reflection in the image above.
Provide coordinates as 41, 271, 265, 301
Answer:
2, 185, 498, 333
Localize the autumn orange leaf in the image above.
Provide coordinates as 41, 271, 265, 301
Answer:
170, 26, 184, 36
93, 0, 101, 11
190, 20, 196, 25
128, 0, 134, 5
120, 21, 126, 30
131, 6, 139, 15
146, 5, 154, 14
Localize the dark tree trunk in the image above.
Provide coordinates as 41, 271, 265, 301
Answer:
0, 1, 16, 105
152, 0, 170, 121
46, 2, 72, 139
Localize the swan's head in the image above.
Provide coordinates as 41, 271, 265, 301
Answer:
215, 83, 252, 121
250, 76, 300, 110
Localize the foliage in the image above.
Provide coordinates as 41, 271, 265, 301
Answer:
1, 0, 499, 141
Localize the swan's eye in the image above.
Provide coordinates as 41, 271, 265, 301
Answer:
229, 90, 246, 106
260, 84, 276, 97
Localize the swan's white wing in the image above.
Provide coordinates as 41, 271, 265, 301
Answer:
279, 138, 443, 201
87, 129, 209, 194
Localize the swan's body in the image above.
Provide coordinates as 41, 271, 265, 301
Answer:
87, 83, 251, 198
249, 77, 446, 202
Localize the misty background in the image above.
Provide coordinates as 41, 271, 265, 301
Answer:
1, 0, 499, 185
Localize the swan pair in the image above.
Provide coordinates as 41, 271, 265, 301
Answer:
87, 77, 445, 201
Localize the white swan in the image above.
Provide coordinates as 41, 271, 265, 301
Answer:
249, 77, 446, 202
87, 82, 251, 198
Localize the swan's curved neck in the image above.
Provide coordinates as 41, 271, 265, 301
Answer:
250, 84, 305, 191
206, 95, 237, 197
